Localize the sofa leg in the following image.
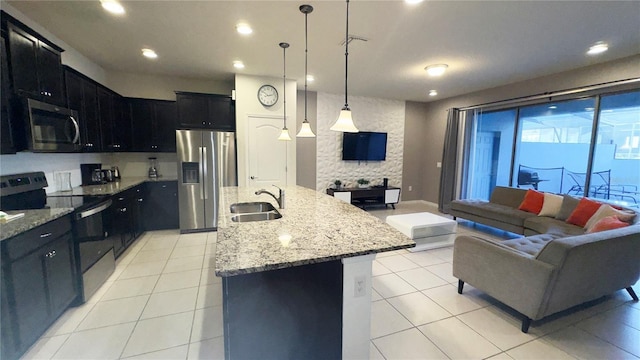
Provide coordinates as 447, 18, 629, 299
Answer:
627, 287, 639, 301
521, 317, 532, 333
458, 280, 464, 294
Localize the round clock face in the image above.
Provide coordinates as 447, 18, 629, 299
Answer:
258, 85, 278, 107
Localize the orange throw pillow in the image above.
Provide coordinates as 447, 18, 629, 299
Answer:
518, 189, 545, 214
566, 198, 601, 227
587, 216, 630, 233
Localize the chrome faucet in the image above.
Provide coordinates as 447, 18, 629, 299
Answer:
255, 185, 285, 209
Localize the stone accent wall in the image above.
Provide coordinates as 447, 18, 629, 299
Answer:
316, 92, 405, 191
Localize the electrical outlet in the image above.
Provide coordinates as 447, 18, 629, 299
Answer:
354, 275, 366, 297
437, 162, 442, 168
408, 185, 412, 191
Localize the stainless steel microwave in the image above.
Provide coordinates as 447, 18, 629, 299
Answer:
25, 98, 81, 152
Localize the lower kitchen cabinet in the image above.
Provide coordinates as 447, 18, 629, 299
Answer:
0, 214, 78, 360
144, 181, 179, 231
108, 185, 140, 258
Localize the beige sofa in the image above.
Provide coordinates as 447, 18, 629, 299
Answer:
450, 186, 640, 332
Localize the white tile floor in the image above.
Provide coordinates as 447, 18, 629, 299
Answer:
21, 201, 640, 359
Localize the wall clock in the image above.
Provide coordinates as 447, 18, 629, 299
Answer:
257, 84, 278, 107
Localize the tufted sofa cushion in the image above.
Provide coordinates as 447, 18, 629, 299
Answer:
500, 233, 565, 256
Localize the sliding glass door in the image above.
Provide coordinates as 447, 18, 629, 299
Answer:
462, 89, 639, 208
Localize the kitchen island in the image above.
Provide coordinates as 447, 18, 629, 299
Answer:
215, 186, 415, 359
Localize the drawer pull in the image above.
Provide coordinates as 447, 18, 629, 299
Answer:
137, 198, 143, 202
40, 232, 53, 238
45, 250, 57, 258
120, 207, 127, 213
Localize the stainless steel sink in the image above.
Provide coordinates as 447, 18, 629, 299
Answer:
231, 211, 282, 222
230, 202, 277, 214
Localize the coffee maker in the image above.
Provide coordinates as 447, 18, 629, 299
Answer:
80, 163, 104, 185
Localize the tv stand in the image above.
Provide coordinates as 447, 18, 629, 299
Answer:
326, 187, 401, 209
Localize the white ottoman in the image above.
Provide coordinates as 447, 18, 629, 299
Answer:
386, 212, 457, 252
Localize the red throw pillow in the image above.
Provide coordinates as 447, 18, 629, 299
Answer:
518, 189, 545, 214
566, 198, 602, 227
587, 216, 630, 233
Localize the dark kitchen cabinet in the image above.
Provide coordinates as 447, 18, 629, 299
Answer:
1, 33, 16, 154
1, 215, 77, 360
176, 92, 235, 131
5, 20, 64, 106
98, 86, 131, 152
64, 67, 103, 152
108, 184, 145, 258
144, 181, 179, 231
129, 98, 177, 152
131, 185, 145, 238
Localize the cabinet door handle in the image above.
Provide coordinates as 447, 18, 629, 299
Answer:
40, 232, 52, 238
45, 250, 57, 258
137, 198, 143, 202
120, 207, 127, 213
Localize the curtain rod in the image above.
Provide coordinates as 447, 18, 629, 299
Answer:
458, 77, 640, 111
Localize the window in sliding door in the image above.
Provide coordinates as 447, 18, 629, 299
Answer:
465, 109, 516, 200
592, 90, 640, 207
512, 98, 596, 195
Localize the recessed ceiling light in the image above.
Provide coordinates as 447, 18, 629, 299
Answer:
549, 105, 557, 109
587, 42, 608, 55
100, 0, 125, 15
428, 90, 438, 96
425, 64, 448, 77
233, 61, 245, 69
236, 23, 253, 35
141, 48, 157, 59
405, 0, 424, 4
306, 75, 315, 82
585, 107, 595, 111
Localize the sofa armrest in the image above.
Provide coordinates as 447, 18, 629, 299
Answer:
453, 235, 556, 319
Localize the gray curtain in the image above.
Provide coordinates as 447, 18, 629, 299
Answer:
438, 108, 465, 213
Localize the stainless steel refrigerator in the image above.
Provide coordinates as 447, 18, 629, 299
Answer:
176, 130, 237, 233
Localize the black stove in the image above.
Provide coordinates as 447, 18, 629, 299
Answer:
1, 172, 115, 303
0, 172, 107, 212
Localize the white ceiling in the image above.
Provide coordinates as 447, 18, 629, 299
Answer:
6, 0, 640, 103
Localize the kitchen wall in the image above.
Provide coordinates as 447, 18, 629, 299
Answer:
295, 90, 317, 190
316, 93, 405, 191
234, 74, 297, 187
405, 54, 640, 203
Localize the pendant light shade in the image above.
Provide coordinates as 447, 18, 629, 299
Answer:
330, 0, 358, 133
278, 42, 292, 141
297, 4, 316, 138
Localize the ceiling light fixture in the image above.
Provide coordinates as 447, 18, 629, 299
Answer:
233, 60, 245, 69
297, 4, 316, 138
306, 75, 315, 82
278, 42, 292, 141
405, 0, 424, 4
587, 42, 608, 55
425, 64, 448, 77
428, 90, 438, 96
100, 0, 125, 15
548, 105, 557, 109
236, 23, 253, 35
141, 48, 157, 59
330, 0, 359, 133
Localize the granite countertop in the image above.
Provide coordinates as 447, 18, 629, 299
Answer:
215, 186, 415, 277
0, 208, 74, 241
48, 176, 178, 197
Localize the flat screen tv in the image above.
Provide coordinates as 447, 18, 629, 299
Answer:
342, 131, 387, 161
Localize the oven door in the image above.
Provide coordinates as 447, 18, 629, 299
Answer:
27, 98, 81, 152
74, 199, 113, 273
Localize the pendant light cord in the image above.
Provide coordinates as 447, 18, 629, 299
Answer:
344, 0, 350, 108
282, 44, 287, 129
304, 11, 309, 122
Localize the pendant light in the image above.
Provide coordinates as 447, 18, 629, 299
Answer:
330, 0, 359, 133
296, 4, 316, 138
278, 42, 292, 141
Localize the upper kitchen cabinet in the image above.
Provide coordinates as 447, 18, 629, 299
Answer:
1, 33, 16, 154
2, 13, 65, 106
98, 86, 131, 152
176, 92, 235, 131
64, 66, 102, 152
129, 98, 177, 152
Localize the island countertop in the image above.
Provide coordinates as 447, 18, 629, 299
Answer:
215, 186, 415, 277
